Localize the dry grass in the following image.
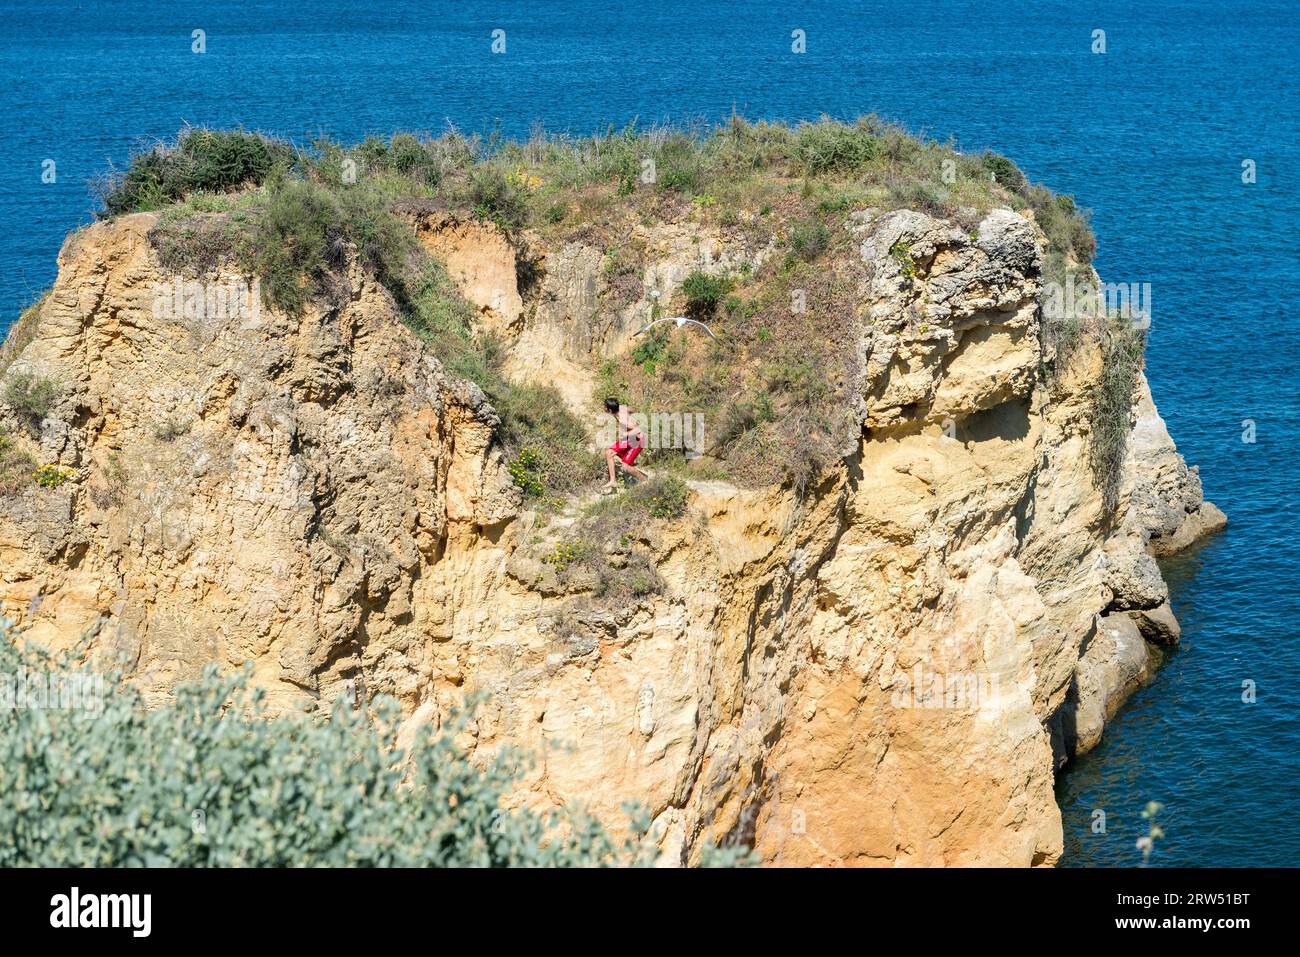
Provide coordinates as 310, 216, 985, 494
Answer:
97, 117, 1105, 501
0, 428, 36, 497
0, 294, 48, 378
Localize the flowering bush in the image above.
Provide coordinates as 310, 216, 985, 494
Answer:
509, 446, 545, 497
636, 475, 689, 519
33, 463, 74, 489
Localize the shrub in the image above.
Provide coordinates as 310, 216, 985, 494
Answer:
0, 293, 47, 378
404, 131, 475, 181
152, 415, 191, 442
490, 381, 599, 496
789, 218, 831, 261
547, 517, 662, 600
388, 133, 435, 180
539, 474, 695, 601
542, 538, 595, 572
1024, 185, 1096, 284
632, 475, 689, 519
509, 447, 545, 497
681, 271, 735, 319
0, 620, 668, 867
372, 132, 475, 187
246, 177, 345, 313
402, 260, 482, 354
98, 128, 295, 217
0, 429, 35, 496
1088, 318, 1147, 517
395, 261, 598, 499
713, 392, 776, 449
654, 134, 706, 192
333, 184, 419, 299
32, 463, 74, 489
247, 177, 415, 315
3, 370, 59, 423
794, 117, 879, 174
466, 164, 531, 234
889, 241, 919, 281
630, 326, 672, 374
981, 151, 1028, 191
95, 451, 129, 508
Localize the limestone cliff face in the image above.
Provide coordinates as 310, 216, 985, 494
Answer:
0, 203, 1222, 866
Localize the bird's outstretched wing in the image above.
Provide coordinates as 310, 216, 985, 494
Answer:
634, 315, 717, 340
684, 318, 719, 340
633, 316, 671, 336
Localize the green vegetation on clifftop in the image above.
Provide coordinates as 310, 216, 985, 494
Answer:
92, 117, 1109, 499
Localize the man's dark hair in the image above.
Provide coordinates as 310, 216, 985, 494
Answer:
604, 397, 620, 414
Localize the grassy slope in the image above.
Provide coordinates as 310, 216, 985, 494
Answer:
9, 118, 1135, 508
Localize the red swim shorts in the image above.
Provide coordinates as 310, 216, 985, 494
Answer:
610, 440, 642, 465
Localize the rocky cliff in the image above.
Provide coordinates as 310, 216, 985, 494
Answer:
0, 197, 1223, 866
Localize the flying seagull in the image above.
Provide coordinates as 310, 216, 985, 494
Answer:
633, 315, 718, 341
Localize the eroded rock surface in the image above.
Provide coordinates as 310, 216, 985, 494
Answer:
0, 204, 1222, 866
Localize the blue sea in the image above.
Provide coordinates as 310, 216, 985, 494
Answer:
1, 1, 1296, 866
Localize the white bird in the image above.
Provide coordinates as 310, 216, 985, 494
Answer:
633, 315, 718, 340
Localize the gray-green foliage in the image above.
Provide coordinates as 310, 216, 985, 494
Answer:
0, 620, 751, 867
1088, 318, 1147, 517
2, 370, 60, 423
248, 175, 419, 317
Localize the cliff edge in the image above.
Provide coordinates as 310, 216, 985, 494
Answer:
0, 125, 1224, 865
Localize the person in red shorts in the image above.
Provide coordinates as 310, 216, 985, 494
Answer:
602, 397, 649, 491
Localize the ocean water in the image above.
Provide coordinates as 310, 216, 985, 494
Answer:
1, 1, 1296, 866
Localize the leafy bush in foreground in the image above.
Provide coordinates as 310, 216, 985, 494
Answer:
0, 620, 668, 867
